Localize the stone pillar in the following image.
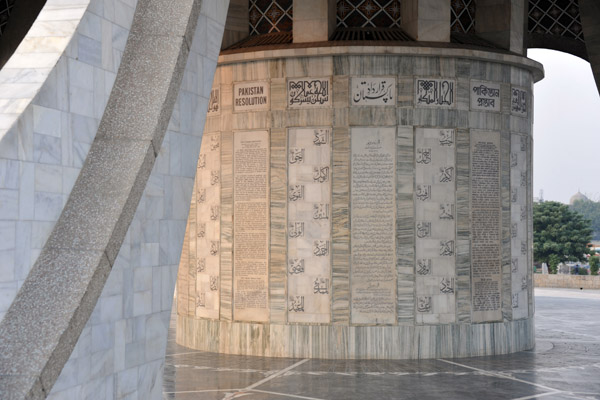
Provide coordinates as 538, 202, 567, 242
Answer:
475, 0, 526, 54
293, 0, 336, 43
222, 0, 249, 49
401, 0, 451, 42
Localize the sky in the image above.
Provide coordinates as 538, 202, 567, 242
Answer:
528, 49, 600, 204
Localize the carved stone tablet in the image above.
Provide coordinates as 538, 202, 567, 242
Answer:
233, 131, 269, 322
414, 128, 457, 325
470, 80, 501, 112
207, 87, 220, 115
194, 133, 221, 320
351, 127, 397, 324
415, 78, 456, 108
351, 77, 396, 106
471, 131, 502, 322
288, 77, 331, 108
511, 87, 528, 116
287, 128, 332, 324
233, 81, 269, 112
511, 133, 529, 320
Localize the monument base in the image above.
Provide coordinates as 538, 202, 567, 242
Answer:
177, 314, 534, 359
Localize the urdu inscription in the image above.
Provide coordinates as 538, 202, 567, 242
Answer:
351, 77, 396, 106
350, 128, 397, 324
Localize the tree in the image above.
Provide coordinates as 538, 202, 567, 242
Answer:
590, 255, 599, 276
533, 201, 593, 266
570, 199, 600, 240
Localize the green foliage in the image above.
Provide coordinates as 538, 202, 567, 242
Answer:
590, 255, 599, 276
533, 201, 593, 267
570, 199, 600, 240
548, 254, 561, 274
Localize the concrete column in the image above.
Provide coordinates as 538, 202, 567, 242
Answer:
475, 0, 526, 54
222, 0, 249, 49
401, 0, 451, 42
293, 0, 336, 43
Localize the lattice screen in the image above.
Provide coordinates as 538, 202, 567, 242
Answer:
249, 0, 293, 36
337, 0, 401, 28
528, 0, 583, 41
0, 0, 16, 36
451, 0, 475, 34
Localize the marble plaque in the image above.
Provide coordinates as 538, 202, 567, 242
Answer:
207, 87, 220, 115
510, 134, 529, 320
414, 128, 457, 325
233, 131, 269, 322
471, 131, 502, 322
194, 133, 221, 319
415, 78, 456, 108
351, 77, 396, 106
234, 81, 269, 112
470, 81, 501, 112
350, 127, 397, 324
288, 77, 331, 108
287, 128, 332, 323
511, 87, 528, 116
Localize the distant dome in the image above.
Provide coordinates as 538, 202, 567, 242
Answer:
570, 191, 589, 204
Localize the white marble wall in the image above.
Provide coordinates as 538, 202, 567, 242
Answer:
0, 0, 228, 398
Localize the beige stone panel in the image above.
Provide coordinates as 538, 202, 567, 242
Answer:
287, 127, 332, 324
471, 130, 503, 323
233, 130, 270, 322
350, 127, 397, 325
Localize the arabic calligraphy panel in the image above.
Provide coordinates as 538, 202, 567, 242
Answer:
414, 128, 457, 325
415, 78, 456, 108
351, 77, 396, 106
287, 77, 332, 108
287, 127, 332, 323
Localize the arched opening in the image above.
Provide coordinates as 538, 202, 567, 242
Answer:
528, 49, 600, 203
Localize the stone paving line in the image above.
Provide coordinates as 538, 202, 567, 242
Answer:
163, 288, 600, 400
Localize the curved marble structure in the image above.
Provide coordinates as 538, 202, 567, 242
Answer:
176, 46, 543, 359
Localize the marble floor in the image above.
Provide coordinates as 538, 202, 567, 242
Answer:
163, 288, 600, 400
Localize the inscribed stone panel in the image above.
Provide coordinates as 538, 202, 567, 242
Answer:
208, 87, 220, 115
194, 133, 221, 319
350, 77, 396, 106
511, 87, 528, 117
233, 81, 269, 112
510, 133, 529, 319
471, 130, 503, 322
233, 131, 269, 322
350, 127, 397, 324
414, 128, 457, 325
470, 80, 501, 112
287, 128, 332, 323
415, 78, 456, 108
287, 77, 332, 108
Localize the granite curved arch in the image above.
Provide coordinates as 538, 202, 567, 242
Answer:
0, 0, 229, 398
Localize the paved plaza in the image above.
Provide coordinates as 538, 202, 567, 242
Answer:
163, 288, 600, 400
